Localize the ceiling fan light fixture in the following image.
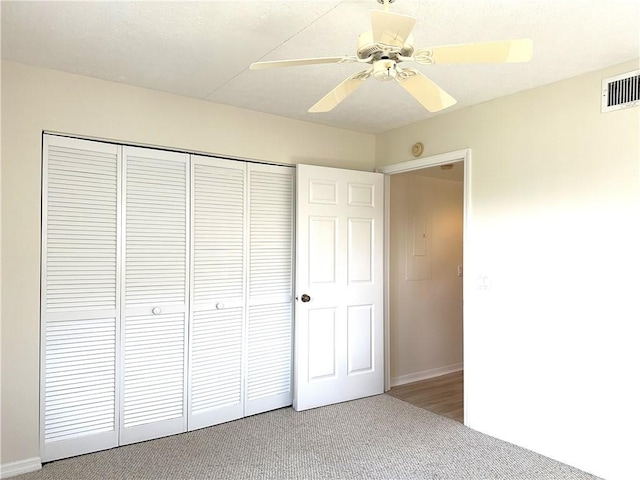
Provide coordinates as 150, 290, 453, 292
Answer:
373, 60, 397, 81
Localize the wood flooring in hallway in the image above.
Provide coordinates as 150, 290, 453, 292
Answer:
387, 370, 464, 423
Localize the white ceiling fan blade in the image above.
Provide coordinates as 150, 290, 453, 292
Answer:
370, 10, 416, 48
250, 56, 356, 70
417, 39, 533, 64
397, 69, 457, 112
308, 70, 371, 113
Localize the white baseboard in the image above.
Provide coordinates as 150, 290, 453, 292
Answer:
391, 363, 463, 387
0, 457, 42, 479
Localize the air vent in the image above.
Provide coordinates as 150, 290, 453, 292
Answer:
601, 70, 639, 113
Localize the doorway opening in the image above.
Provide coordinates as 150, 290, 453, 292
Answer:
380, 149, 470, 424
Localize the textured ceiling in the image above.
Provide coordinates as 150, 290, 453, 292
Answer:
2, 1, 639, 133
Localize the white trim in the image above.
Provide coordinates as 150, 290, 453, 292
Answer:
383, 175, 391, 392
462, 151, 473, 428
118, 145, 128, 444
380, 148, 472, 425
43, 130, 294, 169
115, 145, 123, 446
241, 159, 249, 418
183, 152, 192, 432
0, 458, 42, 479
39, 135, 49, 463
187, 155, 196, 427
377, 149, 470, 175
391, 363, 463, 388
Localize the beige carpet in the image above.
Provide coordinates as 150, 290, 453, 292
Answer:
18, 394, 598, 479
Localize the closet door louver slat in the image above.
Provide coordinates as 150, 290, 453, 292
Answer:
191, 309, 243, 411
245, 165, 294, 416
44, 319, 116, 440
188, 157, 246, 431
41, 136, 120, 462
247, 304, 292, 405
45, 145, 117, 312
192, 161, 245, 305
125, 155, 187, 308
120, 147, 189, 445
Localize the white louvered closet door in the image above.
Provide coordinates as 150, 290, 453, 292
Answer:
188, 156, 246, 430
245, 164, 294, 416
41, 135, 120, 462
120, 147, 189, 445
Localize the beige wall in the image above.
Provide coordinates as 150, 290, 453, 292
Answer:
3, 57, 640, 479
377, 59, 640, 480
0, 60, 375, 464
389, 173, 463, 383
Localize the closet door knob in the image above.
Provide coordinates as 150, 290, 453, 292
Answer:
152, 307, 161, 315
216, 303, 225, 310
301, 294, 311, 303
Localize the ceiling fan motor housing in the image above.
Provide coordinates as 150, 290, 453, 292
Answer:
357, 31, 415, 60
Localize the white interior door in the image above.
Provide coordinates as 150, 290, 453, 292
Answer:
294, 164, 384, 411
120, 146, 189, 444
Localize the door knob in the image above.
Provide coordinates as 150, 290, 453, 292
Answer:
301, 294, 311, 303
152, 307, 161, 315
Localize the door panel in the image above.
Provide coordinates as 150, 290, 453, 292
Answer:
190, 308, 243, 427
309, 217, 337, 284
120, 146, 189, 445
41, 135, 120, 462
347, 305, 374, 374
348, 219, 373, 283
122, 312, 186, 429
308, 308, 337, 380
245, 303, 292, 414
188, 157, 245, 430
245, 164, 294, 416
294, 164, 383, 411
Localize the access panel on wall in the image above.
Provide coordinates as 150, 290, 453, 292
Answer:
41, 134, 294, 462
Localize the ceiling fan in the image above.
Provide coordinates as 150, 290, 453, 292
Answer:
250, 0, 533, 114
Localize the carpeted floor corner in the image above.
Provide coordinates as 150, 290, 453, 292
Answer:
16, 394, 599, 479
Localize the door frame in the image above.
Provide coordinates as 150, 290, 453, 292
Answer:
377, 148, 472, 425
